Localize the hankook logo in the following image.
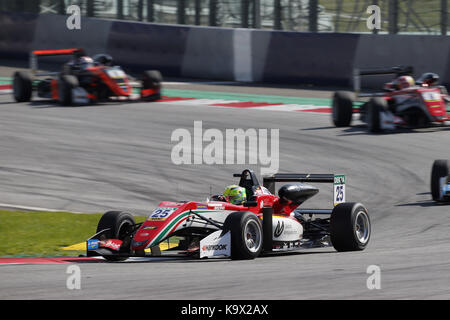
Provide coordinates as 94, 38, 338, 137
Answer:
274, 221, 284, 238
202, 244, 228, 251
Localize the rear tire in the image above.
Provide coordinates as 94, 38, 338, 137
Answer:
431, 160, 449, 201
223, 212, 263, 260
332, 91, 354, 127
367, 97, 387, 133
96, 211, 136, 261
13, 71, 32, 102
58, 75, 79, 106
330, 203, 371, 252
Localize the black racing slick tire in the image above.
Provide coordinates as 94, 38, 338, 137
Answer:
367, 97, 387, 133
223, 211, 263, 260
332, 91, 354, 127
431, 160, 449, 201
13, 71, 32, 102
141, 70, 162, 101
330, 203, 371, 252
96, 211, 136, 261
58, 75, 79, 106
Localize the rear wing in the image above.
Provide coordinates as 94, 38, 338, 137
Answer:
30, 48, 86, 76
353, 65, 414, 96
263, 173, 346, 207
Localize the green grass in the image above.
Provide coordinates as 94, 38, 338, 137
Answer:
0, 210, 145, 257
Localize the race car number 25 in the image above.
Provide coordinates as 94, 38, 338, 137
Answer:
148, 207, 177, 221
334, 174, 346, 206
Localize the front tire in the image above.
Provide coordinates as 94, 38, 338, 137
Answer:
330, 203, 371, 252
431, 160, 449, 201
96, 211, 136, 261
223, 212, 263, 260
141, 70, 162, 101
58, 75, 79, 106
13, 71, 32, 102
332, 91, 354, 127
367, 97, 387, 133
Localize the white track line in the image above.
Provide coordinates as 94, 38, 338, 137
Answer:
0, 202, 84, 214
163, 81, 239, 85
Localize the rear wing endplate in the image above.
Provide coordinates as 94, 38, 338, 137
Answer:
263, 173, 346, 207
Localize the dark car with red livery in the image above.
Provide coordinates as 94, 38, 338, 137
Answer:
12, 48, 162, 106
332, 66, 449, 132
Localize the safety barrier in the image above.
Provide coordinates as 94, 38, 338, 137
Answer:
255, 31, 361, 86
354, 34, 450, 89
0, 12, 39, 59
1, 11, 449, 89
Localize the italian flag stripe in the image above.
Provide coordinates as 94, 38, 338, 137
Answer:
148, 210, 215, 247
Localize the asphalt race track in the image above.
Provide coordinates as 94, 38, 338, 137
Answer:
0, 82, 450, 300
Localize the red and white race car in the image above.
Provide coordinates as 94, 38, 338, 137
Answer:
86, 169, 371, 261
332, 66, 449, 132
13, 48, 162, 105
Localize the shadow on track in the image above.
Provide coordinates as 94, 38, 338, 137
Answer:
0, 101, 20, 106
71, 248, 336, 264
396, 200, 450, 208
27, 101, 145, 109
301, 123, 450, 136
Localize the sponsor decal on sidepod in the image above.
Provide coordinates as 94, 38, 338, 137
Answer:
200, 231, 231, 258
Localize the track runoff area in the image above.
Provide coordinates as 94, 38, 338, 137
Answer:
0, 77, 333, 113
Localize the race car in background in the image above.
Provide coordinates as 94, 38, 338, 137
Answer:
86, 169, 371, 261
12, 48, 162, 105
332, 66, 449, 132
431, 160, 450, 202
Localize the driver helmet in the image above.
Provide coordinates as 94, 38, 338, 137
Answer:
223, 185, 247, 205
93, 53, 113, 66
77, 56, 94, 70
417, 72, 439, 87
395, 75, 415, 89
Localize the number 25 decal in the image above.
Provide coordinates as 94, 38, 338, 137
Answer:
335, 185, 345, 203
151, 209, 171, 218
148, 207, 176, 220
